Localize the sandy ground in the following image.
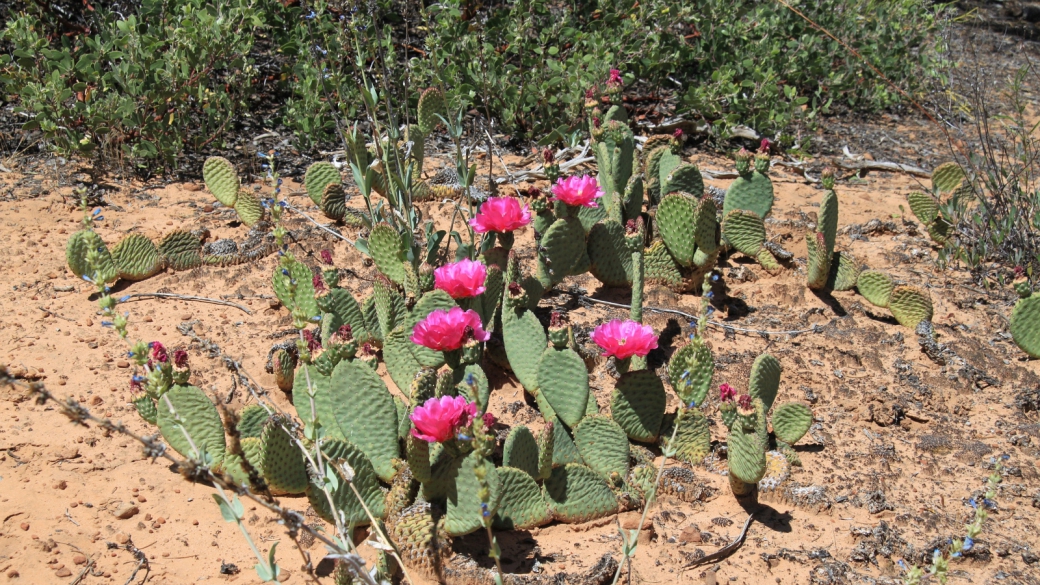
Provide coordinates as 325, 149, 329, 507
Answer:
0, 150, 1038, 585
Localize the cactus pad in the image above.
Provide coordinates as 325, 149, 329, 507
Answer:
537, 218, 586, 287
888, 286, 933, 329
587, 220, 632, 287
234, 189, 265, 226
156, 384, 226, 464
667, 338, 713, 407
749, 353, 781, 412
368, 224, 407, 285
661, 163, 704, 199
724, 169, 774, 221
536, 348, 590, 428
818, 189, 839, 258
644, 239, 685, 292
549, 416, 584, 466
133, 395, 157, 424
727, 427, 766, 484
493, 467, 551, 530
321, 183, 348, 222
271, 259, 320, 319
931, 162, 966, 194
667, 409, 711, 465
417, 88, 447, 135
158, 230, 203, 271
503, 310, 547, 392
503, 425, 540, 479
202, 156, 239, 207
543, 464, 618, 523
66, 229, 117, 282
826, 251, 859, 291
573, 415, 630, 479
237, 404, 270, 439
610, 370, 666, 442
1011, 294, 1040, 358
771, 402, 813, 445
304, 162, 342, 206
907, 192, 938, 225
306, 438, 386, 525
857, 270, 895, 308
722, 210, 766, 257
112, 234, 161, 281
387, 502, 451, 579
658, 193, 698, 266
383, 328, 426, 395
328, 360, 401, 480
258, 417, 309, 494
445, 452, 502, 536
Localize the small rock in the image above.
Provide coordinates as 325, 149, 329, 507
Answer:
55, 568, 72, 578
202, 204, 214, 212
116, 360, 130, 368
619, 511, 652, 531
6, 569, 18, 578
19, 523, 28, 531
156, 517, 166, 524
114, 532, 130, 545
1024, 551, 1039, 565
137, 495, 147, 503
112, 502, 139, 520
53, 480, 67, 490
184, 183, 203, 192
180, 313, 192, 321
72, 554, 87, 565
679, 525, 702, 543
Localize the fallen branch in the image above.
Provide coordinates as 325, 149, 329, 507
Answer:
124, 293, 252, 315
835, 158, 931, 178
683, 512, 755, 569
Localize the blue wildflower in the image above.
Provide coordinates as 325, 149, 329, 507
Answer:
705, 291, 714, 299
963, 537, 974, 552
304, 10, 316, 19
281, 268, 290, 276
119, 295, 131, 303
82, 275, 93, 282
101, 321, 114, 328
92, 207, 102, 216
457, 434, 471, 441
688, 401, 697, 408
278, 200, 287, 208
94, 215, 104, 222
132, 375, 146, 383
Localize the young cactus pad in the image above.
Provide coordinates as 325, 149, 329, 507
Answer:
1010, 289, 1040, 358
202, 156, 240, 207
304, 161, 342, 206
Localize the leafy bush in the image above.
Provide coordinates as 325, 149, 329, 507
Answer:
1, 0, 949, 163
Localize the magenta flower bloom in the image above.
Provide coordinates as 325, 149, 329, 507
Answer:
150, 341, 168, 364
434, 258, 487, 299
719, 383, 737, 403
411, 307, 490, 351
469, 197, 532, 234
590, 320, 658, 360
410, 395, 479, 443
608, 68, 622, 87
551, 175, 603, 208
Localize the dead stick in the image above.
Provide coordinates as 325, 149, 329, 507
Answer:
124, 293, 252, 315
68, 557, 96, 585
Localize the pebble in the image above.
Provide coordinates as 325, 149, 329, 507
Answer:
112, 502, 139, 520
116, 360, 130, 368
53, 480, 67, 490
679, 525, 702, 543
19, 522, 28, 531
55, 568, 72, 578
137, 495, 147, 503
6, 569, 18, 578
180, 313, 192, 321
202, 204, 214, 212
114, 532, 130, 545
73, 554, 87, 565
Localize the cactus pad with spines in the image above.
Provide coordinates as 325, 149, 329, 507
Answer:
134, 396, 157, 424
543, 464, 618, 523
321, 183, 348, 222
271, 259, 320, 319
290, 364, 333, 430
536, 347, 590, 428
667, 409, 711, 465
728, 426, 767, 485
722, 210, 766, 257
445, 452, 502, 536
805, 232, 829, 290
888, 286, 933, 329
328, 360, 401, 480
771, 402, 813, 445
549, 416, 583, 466
112, 234, 161, 281
304, 162, 342, 206
931, 162, 966, 193
658, 193, 698, 266
258, 417, 309, 494
907, 192, 938, 224
156, 384, 227, 464
237, 404, 269, 438
272, 348, 296, 392
818, 188, 839, 258
306, 438, 386, 525
493, 467, 552, 530
826, 251, 859, 291
503, 310, 547, 392
749, 353, 782, 412
667, 338, 714, 407
537, 425, 554, 480
723, 167, 774, 222
661, 164, 704, 198
503, 425, 540, 479
66, 229, 116, 282
1010, 293, 1040, 358
587, 220, 633, 287
417, 88, 447, 135
387, 502, 451, 579
233, 189, 265, 226
611, 370, 666, 442
381, 328, 425, 398
857, 270, 895, 308
369, 224, 408, 284
202, 156, 240, 207
644, 239, 685, 292
537, 218, 586, 288
573, 415, 630, 479
158, 230, 203, 271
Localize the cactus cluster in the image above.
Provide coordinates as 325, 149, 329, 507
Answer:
720, 149, 783, 272
905, 162, 967, 245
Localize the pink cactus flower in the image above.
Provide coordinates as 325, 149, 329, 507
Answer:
312, 272, 326, 293
482, 411, 497, 429
759, 138, 772, 154
173, 349, 189, 369
608, 68, 622, 87
551, 175, 603, 208
590, 320, 658, 360
410, 395, 479, 443
150, 341, 168, 364
434, 258, 488, 299
719, 383, 737, 403
674, 128, 684, 139
737, 394, 753, 411
411, 307, 490, 352
319, 249, 334, 265
468, 197, 532, 234
301, 329, 321, 352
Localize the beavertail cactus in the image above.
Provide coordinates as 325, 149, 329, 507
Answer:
1010, 278, 1040, 358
